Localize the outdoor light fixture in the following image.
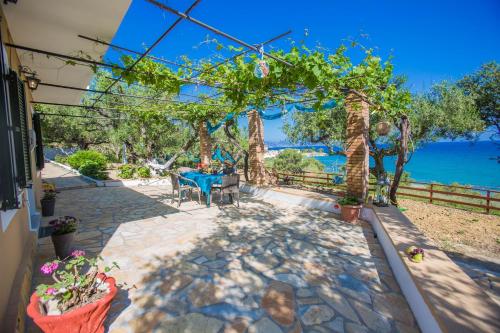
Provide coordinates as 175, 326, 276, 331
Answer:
19, 66, 40, 90
26, 74, 40, 90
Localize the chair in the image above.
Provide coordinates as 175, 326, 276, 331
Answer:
169, 173, 201, 207
213, 174, 240, 207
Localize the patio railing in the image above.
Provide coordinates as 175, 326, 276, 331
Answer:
272, 170, 500, 215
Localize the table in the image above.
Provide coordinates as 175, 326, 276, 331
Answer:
180, 171, 222, 207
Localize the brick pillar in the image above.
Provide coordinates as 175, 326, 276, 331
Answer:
199, 121, 212, 165
345, 92, 370, 200
248, 109, 267, 185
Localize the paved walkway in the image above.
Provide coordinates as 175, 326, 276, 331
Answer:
29, 164, 419, 333
42, 161, 95, 190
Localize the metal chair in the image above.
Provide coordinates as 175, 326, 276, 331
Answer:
169, 173, 201, 207
212, 174, 240, 207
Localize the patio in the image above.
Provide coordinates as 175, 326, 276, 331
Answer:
28, 165, 418, 333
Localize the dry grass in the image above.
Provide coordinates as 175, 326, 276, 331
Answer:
400, 199, 500, 259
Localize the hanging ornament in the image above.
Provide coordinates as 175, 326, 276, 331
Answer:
254, 45, 270, 78
375, 121, 391, 136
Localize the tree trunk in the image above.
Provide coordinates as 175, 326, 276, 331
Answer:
124, 140, 138, 164
370, 152, 385, 179
390, 116, 410, 205
165, 134, 198, 170
224, 122, 250, 181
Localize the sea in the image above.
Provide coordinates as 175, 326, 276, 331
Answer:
269, 141, 500, 189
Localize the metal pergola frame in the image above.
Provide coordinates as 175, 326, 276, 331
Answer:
9, 0, 326, 121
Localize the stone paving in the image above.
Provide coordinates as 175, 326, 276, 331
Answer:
29, 167, 419, 333
42, 161, 95, 190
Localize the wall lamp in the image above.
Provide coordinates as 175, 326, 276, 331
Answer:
19, 66, 40, 90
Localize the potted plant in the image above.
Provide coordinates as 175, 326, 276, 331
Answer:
49, 216, 78, 259
338, 195, 362, 223
27, 251, 119, 333
41, 191, 57, 217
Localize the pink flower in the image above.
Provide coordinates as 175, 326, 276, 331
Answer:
40, 261, 59, 275
71, 250, 85, 258
46, 288, 57, 295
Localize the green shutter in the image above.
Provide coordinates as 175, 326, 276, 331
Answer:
8, 69, 31, 187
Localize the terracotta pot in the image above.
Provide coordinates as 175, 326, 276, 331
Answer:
51, 232, 76, 259
27, 274, 117, 333
41, 198, 56, 217
375, 121, 391, 136
340, 204, 362, 223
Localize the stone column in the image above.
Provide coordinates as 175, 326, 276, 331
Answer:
248, 109, 267, 185
345, 92, 370, 200
199, 121, 212, 166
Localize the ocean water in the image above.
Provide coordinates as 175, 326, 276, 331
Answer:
270, 141, 500, 188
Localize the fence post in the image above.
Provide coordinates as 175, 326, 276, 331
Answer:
326, 173, 330, 186
429, 184, 434, 204
486, 190, 491, 214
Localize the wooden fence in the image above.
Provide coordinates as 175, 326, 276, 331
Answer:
272, 170, 500, 215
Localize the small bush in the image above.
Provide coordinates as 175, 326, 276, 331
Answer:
272, 149, 324, 173
137, 166, 151, 178
118, 164, 135, 179
78, 161, 107, 180
54, 155, 68, 165
67, 150, 107, 170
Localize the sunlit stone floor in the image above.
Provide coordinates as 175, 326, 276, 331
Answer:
28, 171, 418, 333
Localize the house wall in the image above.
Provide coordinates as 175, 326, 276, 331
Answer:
0, 7, 42, 332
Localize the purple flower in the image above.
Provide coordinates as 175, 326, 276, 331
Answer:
71, 250, 85, 258
40, 261, 59, 275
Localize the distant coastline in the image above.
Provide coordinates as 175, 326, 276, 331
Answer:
267, 141, 500, 188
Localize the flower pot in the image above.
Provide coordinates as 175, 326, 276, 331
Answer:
27, 274, 117, 333
375, 121, 391, 136
41, 198, 56, 217
340, 204, 362, 223
51, 232, 76, 259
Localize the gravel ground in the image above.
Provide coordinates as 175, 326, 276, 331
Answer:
400, 199, 500, 259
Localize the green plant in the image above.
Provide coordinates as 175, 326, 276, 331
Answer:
118, 164, 136, 179
136, 166, 151, 178
67, 150, 107, 170
54, 155, 68, 165
338, 195, 361, 206
272, 149, 324, 174
35, 251, 119, 314
78, 161, 107, 179
49, 216, 78, 236
42, 191, 57, 200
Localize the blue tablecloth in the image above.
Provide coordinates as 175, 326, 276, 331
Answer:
180, 171, 222, 196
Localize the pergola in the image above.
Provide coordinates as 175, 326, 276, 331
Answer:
6, 0, 371, 200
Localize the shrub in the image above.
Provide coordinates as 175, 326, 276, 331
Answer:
136, 166, 151, 178
78, 161, 107, 180
118, 164, 135, 179
67, 150, 107, 170
54, 154, 68, 165
272, 149, 325, 173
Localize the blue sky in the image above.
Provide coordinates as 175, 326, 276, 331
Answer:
108, 0, 500, 142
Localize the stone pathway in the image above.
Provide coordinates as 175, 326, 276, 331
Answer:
29, 165, 419, 333
42, 161, 95, 190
